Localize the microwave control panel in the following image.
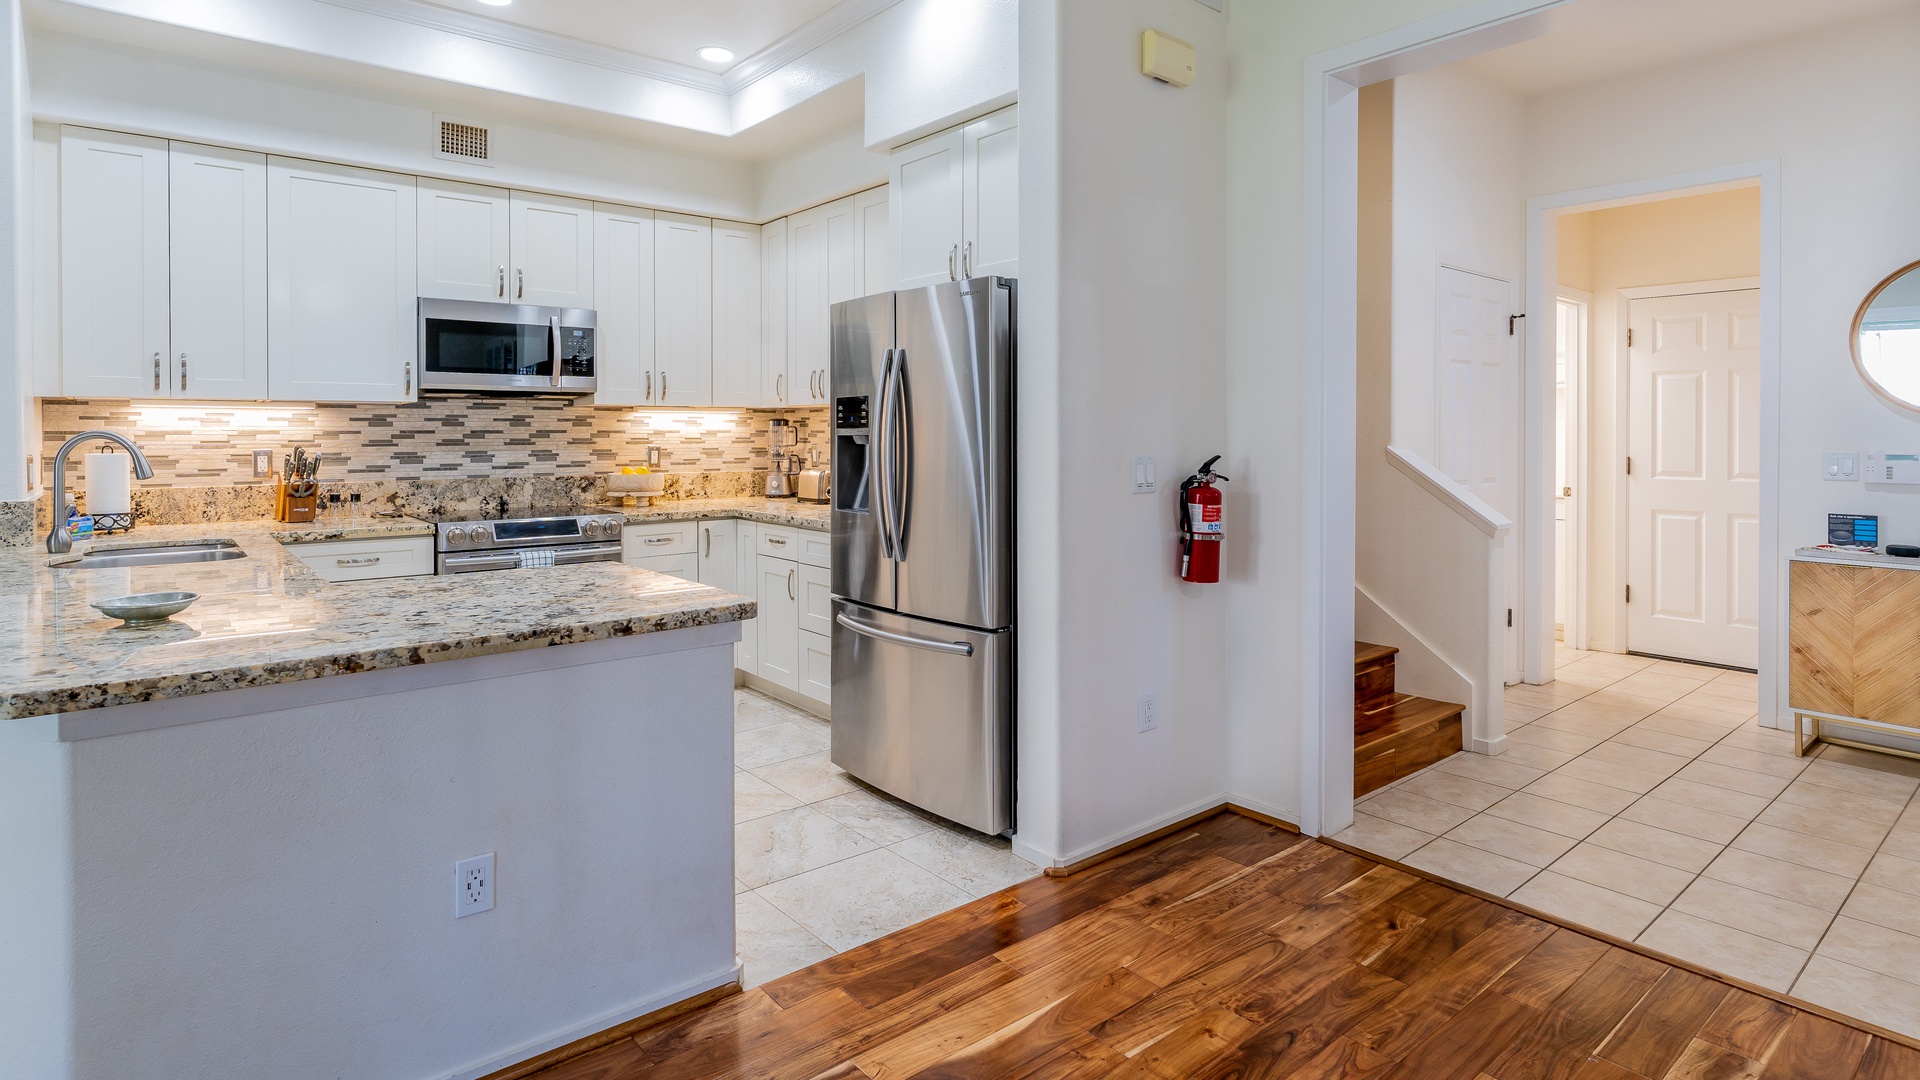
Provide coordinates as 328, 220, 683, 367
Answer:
561, 327, 595, 375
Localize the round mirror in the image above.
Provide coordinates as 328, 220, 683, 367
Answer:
1855, 261, 1920, 411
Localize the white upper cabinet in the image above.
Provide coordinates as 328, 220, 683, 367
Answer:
711, 220, 762, 408
509, 192, 593, 308
60, 127, 171, 399
591, 203, 656, 406
654, 212, 712, 407
788, 195, 857, 406
267, 158, 417, 402
761, 218, 790, 407
854, 186, 891, 296
963, 107, 1019, 281
891, 129, 963, 290
890, 106, 1019, 287
169, 143, 268, 399
416, 179, 510, 302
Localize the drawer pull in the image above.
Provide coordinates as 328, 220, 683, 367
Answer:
643, 536, 676, 545
767, 536, 788, 546
336, 556, 382, 566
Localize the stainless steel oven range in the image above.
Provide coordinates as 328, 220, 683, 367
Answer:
429, 507, 625, 574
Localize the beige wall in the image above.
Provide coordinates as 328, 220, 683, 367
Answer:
1557, 187, 1762, 650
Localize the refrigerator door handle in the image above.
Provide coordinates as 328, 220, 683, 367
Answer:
875, 347, 897, 561
886, 348, 909, 559
835, 612, 974, 657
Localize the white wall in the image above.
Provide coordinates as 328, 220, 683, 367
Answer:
754, 120, 889, 222
0, 0, 29, 503
860, 0, 1018, 150
1014, 0, 1231, 864
1523, 7, 1920, 716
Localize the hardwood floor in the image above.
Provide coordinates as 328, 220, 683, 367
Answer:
525, 813, 1915, 1080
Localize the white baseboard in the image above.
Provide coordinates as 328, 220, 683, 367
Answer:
1468, 733, 1509, 755
1023, 793, 1239, 870
1223, 792, 1299, 830
444, 962, 741, 1080
738, 672, 828, 718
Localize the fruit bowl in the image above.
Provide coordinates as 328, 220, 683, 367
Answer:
92, 591, 200, 626
606, 471, 668, 506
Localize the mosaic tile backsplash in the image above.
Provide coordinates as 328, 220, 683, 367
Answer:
41, 396, 830, 488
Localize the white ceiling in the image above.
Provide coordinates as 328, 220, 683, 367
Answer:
1460, 0, 1916, 95
413, 0, 850, 72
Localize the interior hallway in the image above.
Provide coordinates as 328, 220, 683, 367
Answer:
1333, 648, 1920, 1037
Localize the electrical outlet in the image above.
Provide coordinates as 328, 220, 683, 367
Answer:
646, 445, 663, 468
1138, 692, 1159, 733
253, 449, 272, 478
455, 853, 494, 918
1131, 456, 1158, 494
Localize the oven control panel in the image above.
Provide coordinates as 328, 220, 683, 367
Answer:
438, 513, 623, 551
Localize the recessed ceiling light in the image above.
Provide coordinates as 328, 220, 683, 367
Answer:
697, 46, 734, 64
477, 0, 511, 6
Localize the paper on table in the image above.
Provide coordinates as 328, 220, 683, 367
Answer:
84, 452, 132, 515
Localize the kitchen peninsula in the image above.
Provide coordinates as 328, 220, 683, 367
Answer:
0, 517, 753, 1080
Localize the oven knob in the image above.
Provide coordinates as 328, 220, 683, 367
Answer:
470, 525, 490, 543
447, 527, 467, 545
604, 518, 621, 536
583, 520, 602, 538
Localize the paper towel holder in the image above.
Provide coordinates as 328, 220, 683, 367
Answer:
86, 442, 137, 535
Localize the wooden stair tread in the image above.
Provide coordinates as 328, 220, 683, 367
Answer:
1357, 694, 1465, 748
1354, 693, 1466, 797
1354, 641, 1399, 667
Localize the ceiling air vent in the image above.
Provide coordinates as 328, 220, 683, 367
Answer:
435, 116, 491, 165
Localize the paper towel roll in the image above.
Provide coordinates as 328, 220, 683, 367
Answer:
85, 452, 132, 516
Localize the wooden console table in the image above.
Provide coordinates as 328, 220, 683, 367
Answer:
1789, 550, 1920, 759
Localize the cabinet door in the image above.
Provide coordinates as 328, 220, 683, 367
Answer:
711, 220, 762, 407
761, 218, 790, 407
169, 143, 268, 399
797, 563, 832, 638
591, 203, 655, 406
736, 522, 759, 673
758, 554, 800, 690
787, 205, 827, 408
853, 185, 891, 296
61, 127, 170, 398
963, 107, 1019, 281
798, 630, 832, 705
634, 551, 700, 582
417, 178, 509, 302
509, 191, 593, 308
267, 158, 416, 402
889, 128, 963, 290
696, 519, 738, 591
654, 212, 713, 406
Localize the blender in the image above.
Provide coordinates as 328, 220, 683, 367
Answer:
765, 418, 800, 498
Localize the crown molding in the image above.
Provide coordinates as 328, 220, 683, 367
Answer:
722, 0, 904, 93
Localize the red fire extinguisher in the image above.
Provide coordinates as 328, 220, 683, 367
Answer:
1179, 455, 1228, 583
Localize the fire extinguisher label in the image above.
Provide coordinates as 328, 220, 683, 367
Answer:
1187, 502, 1222, 534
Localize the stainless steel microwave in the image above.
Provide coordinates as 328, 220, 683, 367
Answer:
417, 298, 597, 394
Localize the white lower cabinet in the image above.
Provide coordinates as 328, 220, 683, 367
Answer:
799, 631, 832, 704
757, 551, 801, 691
632, 552, 699, 581
735, 522, 759, 673
284, 536, 434, 583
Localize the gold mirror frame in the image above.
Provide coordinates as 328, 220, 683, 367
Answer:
1851, 259, 1920, 413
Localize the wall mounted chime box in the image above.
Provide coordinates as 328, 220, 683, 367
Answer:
1141, 29, 1196, 87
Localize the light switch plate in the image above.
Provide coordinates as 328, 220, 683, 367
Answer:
1824, 451, 1859, 481
1132, 456, 1158, 495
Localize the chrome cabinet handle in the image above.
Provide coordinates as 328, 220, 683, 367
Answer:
152, 352, 161, 392
948, 245, 958, 281
775, 372, 785, 402
404, 361, 412, 396
787, 567, 795, 601
179, 352, 187, 392
963, 241, 972, 278
703, 527, 711, 557
516, 267, 524, 299
835, 612, 973, 657
497, 265, 505, 297
767, 535, 787, 546
643, 536, 674, 545
646, 371, 653, 400
661, 372, 668, 400
335, 556, 381, 566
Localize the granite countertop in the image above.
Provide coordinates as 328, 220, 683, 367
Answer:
0, 516, 755, 721
612, 497, 831, 531
1792, 546, 1920, 570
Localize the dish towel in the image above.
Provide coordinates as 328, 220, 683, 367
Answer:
517, 549, 556, 569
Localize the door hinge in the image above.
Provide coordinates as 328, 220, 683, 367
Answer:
1507, 608, 1513, 628
1509, 313, 1526, 336
1627, 328, 1634, 347
1626, 584, 1632, 603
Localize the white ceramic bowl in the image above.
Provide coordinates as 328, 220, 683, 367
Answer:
92, 591, 199, 625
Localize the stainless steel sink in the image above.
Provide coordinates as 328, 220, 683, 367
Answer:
51, 542, 248, 570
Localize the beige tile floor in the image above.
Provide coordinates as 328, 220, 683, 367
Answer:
1333, 646, 1920, 1038
731, 689, 1039, 987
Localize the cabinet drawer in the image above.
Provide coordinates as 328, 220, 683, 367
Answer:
798, 563, 832, 637
798, 630, 831, 704
758, 525, 801, 559
795, 527, 831, 569
632, 551, 699, 582
622, 520, 697, 560
286, 536, 434, 582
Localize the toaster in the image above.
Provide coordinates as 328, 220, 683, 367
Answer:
797, 468, 830, 504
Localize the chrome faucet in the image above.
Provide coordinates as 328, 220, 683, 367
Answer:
46, 430, 154, 553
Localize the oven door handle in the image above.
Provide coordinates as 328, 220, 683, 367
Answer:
440, 551, 524, 573
550, 316, 563, 387
552, 543, 624, 565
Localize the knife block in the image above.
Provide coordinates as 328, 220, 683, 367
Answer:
276, 477, 318, 523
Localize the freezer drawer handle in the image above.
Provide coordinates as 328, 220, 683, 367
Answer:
835, 613, 974, 657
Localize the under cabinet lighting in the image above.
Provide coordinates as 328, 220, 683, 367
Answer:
697, 46, 734, 64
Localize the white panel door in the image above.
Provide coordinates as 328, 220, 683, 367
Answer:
761, 218, 790, 406
267, 158, 416, 402
816, 196, 857, 403
798, 631, 832, 704
890, 128, 963, 290
169, 143, 268, 400
787, 205, 828, 406
758, 554, 800, 690
962, 106, 1019, 281
509, 192, 593, 308
653, 212, 712, 407
1434, 266, 1520, 679
736, 522, 760, 672
1627, 289, 1761, 668
591, 204, 655, 406
711, 220, 762, 407
697, 519, 738, 591
416, 179, 509, 302
61, 127, 170, 398
853, 185, 891, 296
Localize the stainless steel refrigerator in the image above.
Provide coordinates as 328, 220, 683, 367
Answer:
829, 276, 1014, 836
